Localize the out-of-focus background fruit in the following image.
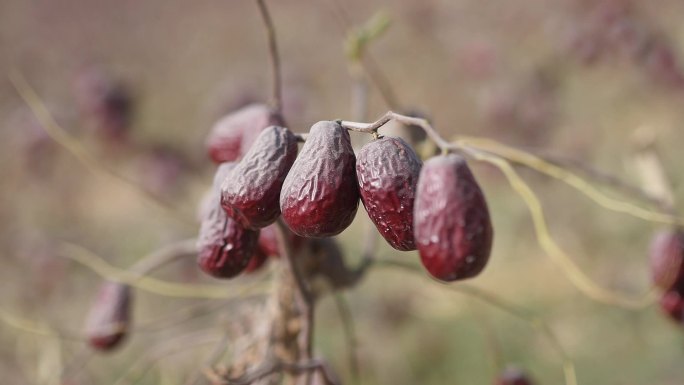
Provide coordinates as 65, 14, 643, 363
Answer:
1, 0, 683, 384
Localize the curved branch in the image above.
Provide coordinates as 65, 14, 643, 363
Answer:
255, 0, 283, 114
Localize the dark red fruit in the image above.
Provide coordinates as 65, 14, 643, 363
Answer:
280, 121, 359, 237
197, 163, 259, 279
221, 126, 298, 229
205, 104, 284, 163
414, 154, 493, 281
356, 137, 422, 251
649, 229, 684, 289
494, 367, 535, 385
84, 281, 132, 351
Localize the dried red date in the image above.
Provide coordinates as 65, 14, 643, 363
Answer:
206, 104, 284, 163
649, 229, 684, 289
280, 121, 359, 237
356, 137, 421, 251
197, 163, 259, 278
414, 154, 493, 281
84, 281, 132, 351
221, 126, 298, 229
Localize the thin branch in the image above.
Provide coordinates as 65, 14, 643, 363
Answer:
374, 260, 577, 385
113, 329, 222, 385
361, 54, 401, 110
59, 242, 270, 299
341, 111, 683, 228
455, 136, 684, 227
468, 149, 656, 309
273, 220, 313, 305
255, 0, 283, 114
185, 333, 232, 385
333, 293, 360, 382
339, 111, 451, 151
135, 295, 264, 333
324, 0, 401, 109
8, 69, 194, 227
273, 219, 315, 385
129, 238, 198, 276
0, 305, 83, 341
536, 152, 671, 211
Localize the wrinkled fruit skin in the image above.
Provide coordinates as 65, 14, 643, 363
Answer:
221, 126, 298, 229
84, 282, 132, 351
649, 230, 684, 289
280, 121, 359, 237
494, 367, 535, 385
206, 104, 284, 163
356, 137, 422, 251
414, 154, 493, 281
197, 163, 260, 279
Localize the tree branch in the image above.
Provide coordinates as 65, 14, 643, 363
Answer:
255, 0, 283, 115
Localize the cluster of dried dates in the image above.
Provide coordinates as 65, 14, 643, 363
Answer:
80, 102, 684, 356
199, 103, 494, 282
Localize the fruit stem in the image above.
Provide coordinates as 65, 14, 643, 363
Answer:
340, 111, 452, 151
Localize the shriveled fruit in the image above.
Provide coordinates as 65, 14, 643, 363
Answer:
280, 121, 359, 237
414, 154, 493, 281
197, 163, 259, 279
494, 367, 535, 385
84, 281, 132, 351
649, 229, 684, 289
356, 137, 421, 251
221, 126, 298, 229
206, 104, 284, 163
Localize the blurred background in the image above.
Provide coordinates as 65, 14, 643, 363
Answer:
1, 0, 684, 384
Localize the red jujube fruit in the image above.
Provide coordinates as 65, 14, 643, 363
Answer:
84, 281, 132, 351
414, 154, 493, 281
221, 126, 298, 229
280, 121, 359, 237
356, 137, 422, 251
197, 162, 259, 278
